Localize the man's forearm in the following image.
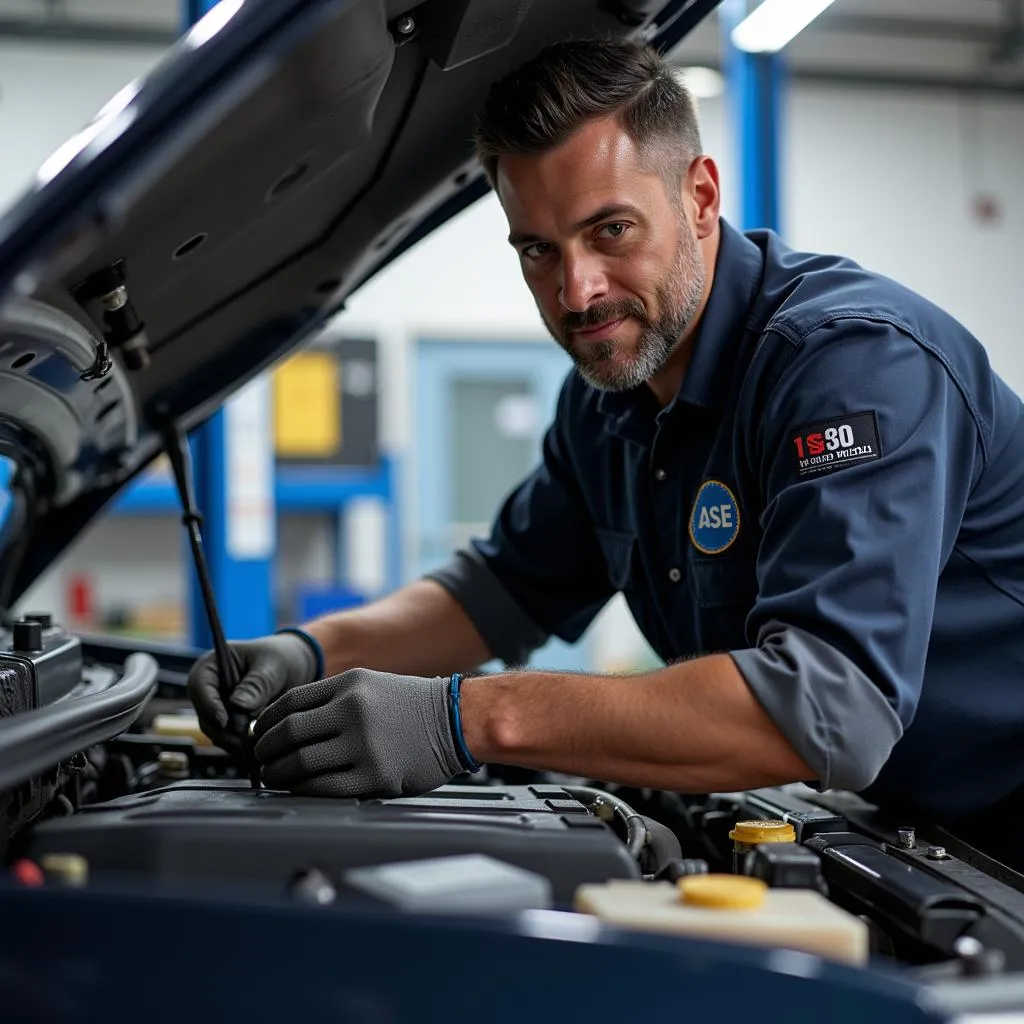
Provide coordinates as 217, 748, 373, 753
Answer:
460, 654, 815, 792
304, 580, 493, 678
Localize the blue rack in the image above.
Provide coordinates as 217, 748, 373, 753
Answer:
109, 454, 402, 638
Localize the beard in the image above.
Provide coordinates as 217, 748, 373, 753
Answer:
541, 223, 706, 392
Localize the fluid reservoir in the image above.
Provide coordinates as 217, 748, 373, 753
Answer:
152, 711, 213, 747
729, 819, 796, 873
573, 875, 868, 965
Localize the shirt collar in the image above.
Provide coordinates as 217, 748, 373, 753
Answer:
674, 219, 765, 411
596, 218, 765, 432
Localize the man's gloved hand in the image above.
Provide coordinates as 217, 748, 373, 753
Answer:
251, 669, 472, 798
188, 631, 320, 750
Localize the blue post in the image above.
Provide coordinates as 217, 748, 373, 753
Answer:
383, 454, 403, 593
183, 0, 216, 28
184, 0, 276, 647
720, 0, 785, 233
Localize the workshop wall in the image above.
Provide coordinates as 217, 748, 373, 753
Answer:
785, 86, 1024, 396
0, 41, 162, 208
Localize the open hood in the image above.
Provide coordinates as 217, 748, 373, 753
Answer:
0, 0, 718, 600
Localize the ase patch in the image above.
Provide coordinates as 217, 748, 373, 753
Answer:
791, 410, 882, 479
689, 480, 741, 555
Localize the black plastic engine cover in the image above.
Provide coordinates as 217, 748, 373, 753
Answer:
26, 780, 640, 904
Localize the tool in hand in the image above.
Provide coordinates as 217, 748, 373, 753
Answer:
161, 419, 261, 788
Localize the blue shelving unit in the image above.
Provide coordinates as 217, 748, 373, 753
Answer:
109, 454, 402, 637
105, 454, 401, 643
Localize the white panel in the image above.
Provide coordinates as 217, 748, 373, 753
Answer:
224, 376, 275, 560
346, 497, 386, 595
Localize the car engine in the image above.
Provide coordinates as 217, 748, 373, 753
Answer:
2, 615, 1024, 996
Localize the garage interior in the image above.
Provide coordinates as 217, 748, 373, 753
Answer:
0, 0, 1020, 672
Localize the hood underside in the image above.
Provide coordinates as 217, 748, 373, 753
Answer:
0, 0, 719, 599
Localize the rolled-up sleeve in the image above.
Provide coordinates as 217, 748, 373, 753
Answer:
731, 621, 902, 790
732, 316, 982, 791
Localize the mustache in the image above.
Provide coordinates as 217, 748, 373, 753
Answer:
561, 298, 647, 335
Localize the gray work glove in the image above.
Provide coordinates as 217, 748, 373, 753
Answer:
251, 669, 469, 798
188, 632, 319, 751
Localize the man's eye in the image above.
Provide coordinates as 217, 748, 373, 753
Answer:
522, 242, 554, 260
598, 223, 628, 239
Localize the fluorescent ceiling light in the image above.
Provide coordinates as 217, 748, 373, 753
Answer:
731, 0, 838, 53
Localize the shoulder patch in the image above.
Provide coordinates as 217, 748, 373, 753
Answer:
791, 411, 882, 479
689, 480, 741, 555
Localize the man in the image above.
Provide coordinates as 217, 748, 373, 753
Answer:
189, 40, 1024, 864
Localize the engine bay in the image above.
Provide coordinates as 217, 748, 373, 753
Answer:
3, 615, 1024, 1009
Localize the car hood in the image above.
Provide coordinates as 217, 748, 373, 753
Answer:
0, 0, 717, 601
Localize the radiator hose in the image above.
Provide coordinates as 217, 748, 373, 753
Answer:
561, 785, 649, 861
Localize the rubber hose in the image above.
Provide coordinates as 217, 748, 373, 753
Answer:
562, 785, 649, 860
638, 814, 682, 873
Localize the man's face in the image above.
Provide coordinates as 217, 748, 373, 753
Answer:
496, 116, 706, 392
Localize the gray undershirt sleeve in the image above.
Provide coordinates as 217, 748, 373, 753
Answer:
423, 548, 550, 667
730, 620, 904, 793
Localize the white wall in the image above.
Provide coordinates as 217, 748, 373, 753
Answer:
3, 41, 1024, 658
0, 41, 164, 209
784, 85, 1024, 395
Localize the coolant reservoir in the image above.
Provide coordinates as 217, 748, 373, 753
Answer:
729, 819, 796, 872
152, 711, 213, 747
573, 875, 868, 965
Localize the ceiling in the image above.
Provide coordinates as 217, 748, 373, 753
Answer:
672, 0, 1024, 94
0, 0, 1021, 94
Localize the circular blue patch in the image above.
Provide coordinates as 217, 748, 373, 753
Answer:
689, 480, 741, 555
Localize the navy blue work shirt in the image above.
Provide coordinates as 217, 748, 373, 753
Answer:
429, 219, 1024, 823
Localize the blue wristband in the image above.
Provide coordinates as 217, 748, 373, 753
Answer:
276, 627, 326, 679
448, 673, 483, 773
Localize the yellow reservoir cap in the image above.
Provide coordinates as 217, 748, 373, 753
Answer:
729, 819, 796, 846
679, 874, 767, 910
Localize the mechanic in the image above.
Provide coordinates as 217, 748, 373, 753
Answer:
189, 40, 1024, 867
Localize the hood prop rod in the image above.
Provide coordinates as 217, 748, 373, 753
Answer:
160, 420, 261, 789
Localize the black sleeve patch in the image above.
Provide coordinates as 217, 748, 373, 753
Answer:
790, 410, 882, 478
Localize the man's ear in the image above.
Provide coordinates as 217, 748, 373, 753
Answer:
685, 155, 721, 240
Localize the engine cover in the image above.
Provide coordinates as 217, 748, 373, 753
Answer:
25, 780, 641, 904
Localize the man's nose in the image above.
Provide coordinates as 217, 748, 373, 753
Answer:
559, 253, 608, 313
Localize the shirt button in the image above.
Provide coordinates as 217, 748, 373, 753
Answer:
654, 468, 668, 481
668, 567, 682, 583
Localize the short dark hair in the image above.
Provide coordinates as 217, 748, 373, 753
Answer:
473, 39, 702, 191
